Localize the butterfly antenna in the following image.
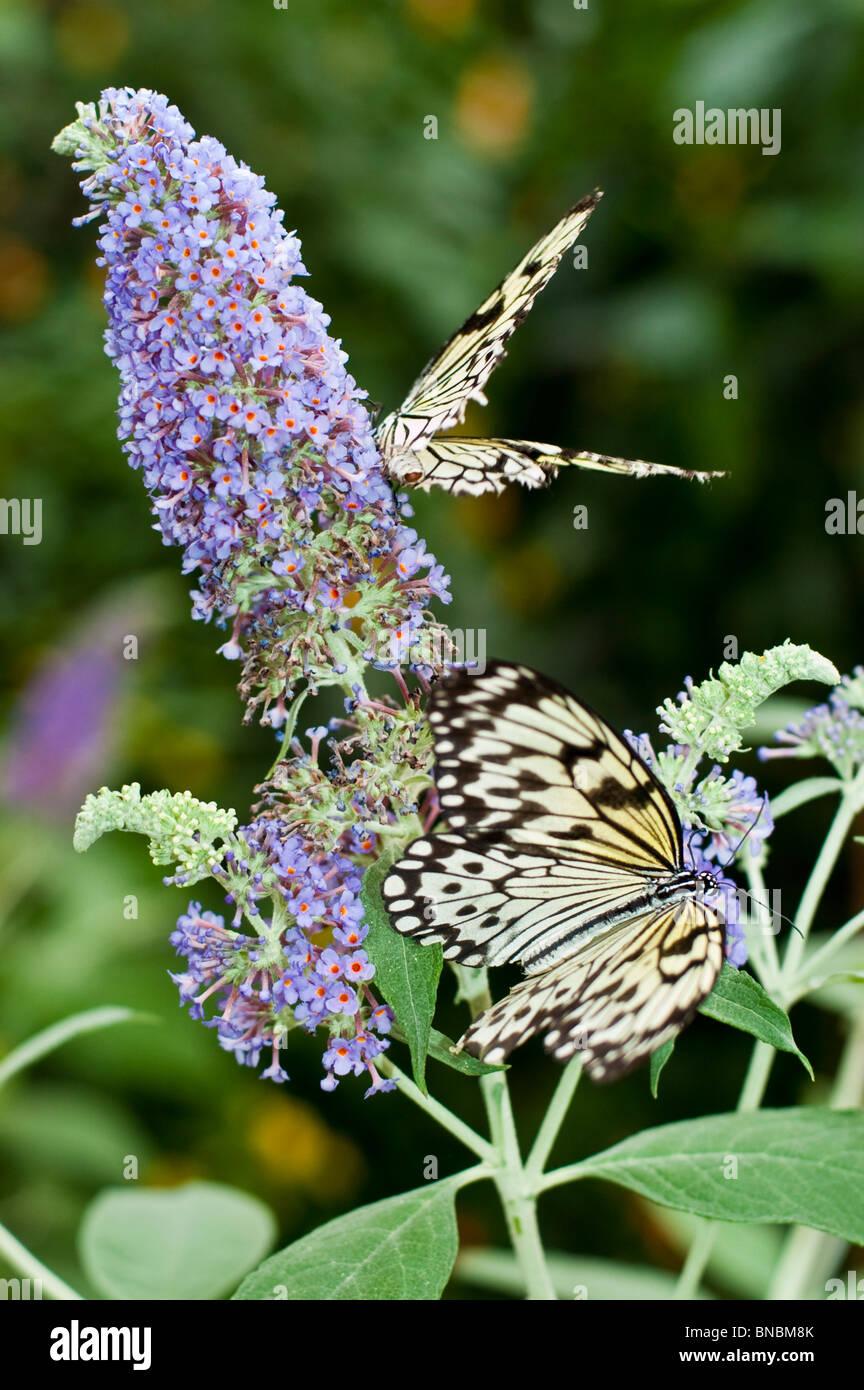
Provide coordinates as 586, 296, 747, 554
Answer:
717, 796, 804, 937
719, 794, 769, 870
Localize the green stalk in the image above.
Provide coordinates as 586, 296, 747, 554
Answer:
780, 773, 864, 982
672, 767, 864, 1298
380, 1058, 495, 1164
525, 1057, 582, 1181
480, 1068, 557, 1301
0, 1222, 83, 1301
787, 904, 864, 1000
456, 962, 558, 1299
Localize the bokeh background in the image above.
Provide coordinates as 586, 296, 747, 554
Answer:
1, 0, 863, 1298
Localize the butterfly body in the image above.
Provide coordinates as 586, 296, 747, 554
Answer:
375, 194, 724, 496
382, 662, 726, 1080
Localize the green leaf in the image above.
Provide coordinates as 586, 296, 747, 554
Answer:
429, 1028, 505, 1076
699, 963, 813, 1077
426, 1027, 506, 1076
456, 1247, 712, 1300
80, 1182, 276, 1300
233, 1181, 459, 1301
769, 776, 843, 820
566, 1108, 864, 1242
649, 1039, 675, 1097
361, 850, 442, 1093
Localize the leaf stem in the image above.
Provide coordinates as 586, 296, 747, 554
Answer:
480, 1068, 557, 1300
788, 905, 864, 999
0, 1221, 83, 1300
525, 1057, 582, 1181
381, 1057, 496, 1164
0, 1006, 153, 1092
672, 1221, 718, 1301
670, 768, 864, 1298
781, 771, 864, 983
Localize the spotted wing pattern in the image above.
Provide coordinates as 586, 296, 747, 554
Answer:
385, 437, 720, 497
375, 193, 601, 457
381, 661, 725, 1081
458, 898, 724, 1081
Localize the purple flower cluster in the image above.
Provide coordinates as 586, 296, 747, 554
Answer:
171, 819, 395, 1093
53, 87, 457, 1093
759, 668, 864, 779
62, 87, 450, 719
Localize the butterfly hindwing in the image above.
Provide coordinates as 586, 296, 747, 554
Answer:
386, 438, 722, 497
457, 898, 725, 1081
375, 193, 600, 456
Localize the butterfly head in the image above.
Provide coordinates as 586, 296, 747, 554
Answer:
695, 866, 721, 897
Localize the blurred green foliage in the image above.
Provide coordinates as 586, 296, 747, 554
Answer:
1, 0, 863, 1296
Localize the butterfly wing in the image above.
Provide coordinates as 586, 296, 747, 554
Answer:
375, 193, 600, 455
385, 437, 725, 496
382, 662, 684, 972
456, 897, 725, 1081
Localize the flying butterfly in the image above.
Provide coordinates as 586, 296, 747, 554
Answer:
374, 192, 723, 496
382, 661, 727, 1081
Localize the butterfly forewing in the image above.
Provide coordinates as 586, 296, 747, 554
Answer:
382, 660, 726, 1080
429, 663, 681, 866
375, 193, 600, 456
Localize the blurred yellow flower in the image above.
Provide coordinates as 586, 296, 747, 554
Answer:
0, 235, 48, 323
456, 53, 533, 158
55, 2, 129, 74
405, 0, 475, 37
247, 1096, 365, 1199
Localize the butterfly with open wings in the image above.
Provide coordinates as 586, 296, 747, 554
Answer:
374, 192, 724, 497
382, 661, 728, 1081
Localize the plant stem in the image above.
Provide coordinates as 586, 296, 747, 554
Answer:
458, 964, 558, 1299
743, 859, 780, 991
781, 775, 864, 983
267, 688, 309, 776
737, 1040, 776, 1112
789, 905, 864, 998
0, 1221, 83, 1300
525, 1057, 582, 1181
480, 1068, 557, 1300
673, 1222, 718, 1301
0, 1006, 152, 1091
671, 771, 864, 1299
381, 1058, 495, 1164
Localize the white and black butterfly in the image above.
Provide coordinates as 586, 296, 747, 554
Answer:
382, 661, 726, 1081
375, 192, 723, 497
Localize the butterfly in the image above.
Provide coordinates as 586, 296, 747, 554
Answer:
374, 191, 723, 497
382, 661, 726, 1081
